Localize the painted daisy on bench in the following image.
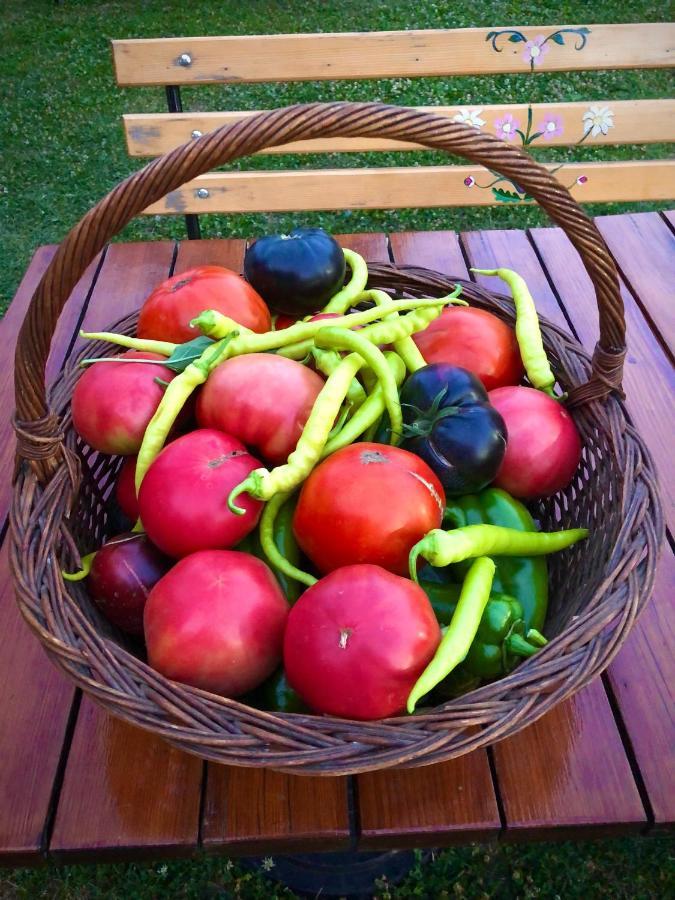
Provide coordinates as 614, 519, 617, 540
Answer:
583, 105, 615, 137
452, 108, 486, 129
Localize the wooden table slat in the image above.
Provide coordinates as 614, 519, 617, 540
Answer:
0, 246, 103, 865
202, 767, 351, 855
528, 222, 674, 829
595, 211, 675, 356
50, 699, 203, 861
491, 679, 646, 837
0, 538, 75, 865
529, 225, 675, 532
460, 227, 648, 835
48, 241, 207, 860
0, 246, 57, 530
529, 220, 674, 829
605, 547, 675, 829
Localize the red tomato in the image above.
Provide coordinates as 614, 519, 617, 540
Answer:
89, 533, 171, 636
293, 443, 445, 576
138, 429, 263, 558
145, 550, 288, 696
273, 313, 297, 330
137, 266, 271, 343
115, 457, 138, 521
196, 354, 325, 465
489, 386, 582, 499
72, 352, 176, 455
284, 565, 441, 719
413, 307, 524, 391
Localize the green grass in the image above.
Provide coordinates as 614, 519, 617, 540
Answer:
1, 0, 672, 312
1, 1, 673, 894
2, 836, 673, 898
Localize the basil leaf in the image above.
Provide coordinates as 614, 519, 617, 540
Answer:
162, 336, 215, 373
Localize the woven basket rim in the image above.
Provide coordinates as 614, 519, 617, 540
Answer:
10, 261, 664, 775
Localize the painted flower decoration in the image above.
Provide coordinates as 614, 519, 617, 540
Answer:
452, 108, 486, 129
537, 113, 563, 141
522, 36, 550, 66
583, 105, 614, 137
577, 175, 588, 184
494, 113, 520, 141
464, 176, 475, 187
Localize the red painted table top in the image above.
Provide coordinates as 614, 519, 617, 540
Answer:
1, 213, 673, 865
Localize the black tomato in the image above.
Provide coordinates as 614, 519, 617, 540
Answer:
244, 228, 346, 316
399, 364, 507, 496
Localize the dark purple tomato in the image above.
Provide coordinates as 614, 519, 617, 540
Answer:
399, 364, 507, 496
244, 228, 346, 316
88, 533, 171, 635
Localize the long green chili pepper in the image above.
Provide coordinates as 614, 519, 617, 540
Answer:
314, 327, 402, 445
353, 286, 464, 349
276, 339, 314, 361
471, 268, 556, 396
321, 248, 369, 313
321, 351, 407, 457
407, 556, 495, 712
228, 352, 365, 513
62, 551, 97, 582
192, 296, 463, 353
410, 524, 588, 580
363, 289, 428, 373
311, 347, 367, 409
259, 492, 318, 588
189, 311, 252, 337
135, 332, 238, 495
79, 331, 176, 356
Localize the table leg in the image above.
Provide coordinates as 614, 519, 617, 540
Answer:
240, 848, 429, 897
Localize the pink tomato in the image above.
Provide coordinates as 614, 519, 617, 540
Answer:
489, 386, 582, 499
196, 354, 325, 465
284, 565, 441, 720
138, 429, 263, 558
72, 352, 176, 455
144, 550, 288, 696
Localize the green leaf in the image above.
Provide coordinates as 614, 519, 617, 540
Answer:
551, 33, 566, 45
508, 33, 526, 43
162, 336, 215, 373
492, 187, 524, 204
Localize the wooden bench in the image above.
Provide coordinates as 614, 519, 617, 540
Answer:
113, 22, 675, 238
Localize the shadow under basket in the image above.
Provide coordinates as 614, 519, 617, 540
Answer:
10, 102, 663, 775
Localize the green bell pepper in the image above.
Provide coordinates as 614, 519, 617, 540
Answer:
419, 580, 545, 679
436, 487, 549, 632
258, 668, 308, 713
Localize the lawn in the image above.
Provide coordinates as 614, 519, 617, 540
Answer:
1, 1, 673, 897
1, 0, 672, 312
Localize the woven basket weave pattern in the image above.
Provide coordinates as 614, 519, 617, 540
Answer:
10, 103, 663, 775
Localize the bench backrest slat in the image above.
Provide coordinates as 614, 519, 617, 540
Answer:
124, 99, 675, 157
144, 160, 675, 215
112, 24, 674, 85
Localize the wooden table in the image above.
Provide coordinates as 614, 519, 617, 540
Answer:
1, 212, 673, 867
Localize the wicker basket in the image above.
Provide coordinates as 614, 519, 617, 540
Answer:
11, 103, 663, 776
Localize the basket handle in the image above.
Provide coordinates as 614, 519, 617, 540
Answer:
14, 102, 625, 479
